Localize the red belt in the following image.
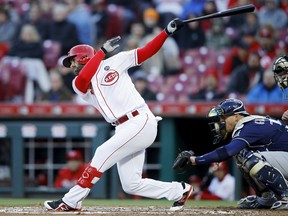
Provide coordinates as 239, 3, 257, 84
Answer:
113, 110, 139, 126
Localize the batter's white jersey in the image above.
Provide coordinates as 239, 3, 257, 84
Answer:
72, 49, 146, 123
208, 174, 235, 201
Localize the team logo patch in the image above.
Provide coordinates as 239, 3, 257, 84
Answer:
101, 70, 119, 86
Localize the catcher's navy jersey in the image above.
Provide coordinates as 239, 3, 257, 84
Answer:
195, 115, 288, 165
232, 115, 288, 151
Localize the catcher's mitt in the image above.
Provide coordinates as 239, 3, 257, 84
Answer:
173, 150, 195, 172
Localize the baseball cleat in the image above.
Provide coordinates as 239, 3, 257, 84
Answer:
238, 195, 275, 209
169, 182, 193, 212
271, 200, 288, 210
44, 199, 80, 211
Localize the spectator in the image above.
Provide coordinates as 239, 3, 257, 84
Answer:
0, 7, 16, 45
196, 162, 235, 201
246, 67, 283, 104
38, 0, 56, 20
121, 22, 145, 51
7, 24, 50, 104
154, 0, 183, 28
200, 0, 218, 32
40, 71, 73, 102
256, 24, 278, 66
132, 70, 156, 101
122, 22, 146, 74
90, 0, 109, 45
17, 3, 49, 40
180, 0, 206, 19
257, 0, 287, 30
189, 68, 225, 101
205, 19, 231, 50
65, 0, 95, 45
238, 12, 259, 39
52, 56, 75, 94
226, 52, 263, 96
227, 0, 251, 29
46, 3, 80, 55
8, 24, 44, 59
222, 41, 249, 77
174, 13, 206, 50
140, 8, 180, 76
54, 150, 87, 189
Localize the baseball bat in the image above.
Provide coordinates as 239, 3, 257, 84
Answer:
183, 4, 255, 24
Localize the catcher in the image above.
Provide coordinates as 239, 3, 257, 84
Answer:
173, 98, 288, 210
273, 55, 288, 122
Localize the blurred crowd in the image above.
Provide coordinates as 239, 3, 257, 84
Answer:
0, 0, 288, 104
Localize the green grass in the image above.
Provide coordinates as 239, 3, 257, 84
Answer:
0, 198, 237, 207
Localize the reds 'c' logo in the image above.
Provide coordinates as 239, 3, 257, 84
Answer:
101, 70, 119, 86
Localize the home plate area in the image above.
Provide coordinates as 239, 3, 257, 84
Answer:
0, 206, 287, 216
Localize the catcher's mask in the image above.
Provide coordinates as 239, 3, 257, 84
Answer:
63, 44, 96, 68
207, 98, 249, 144
272, 55, 288, 99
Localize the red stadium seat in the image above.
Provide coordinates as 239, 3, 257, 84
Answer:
0, 58, 26, 101
43, 40, 61, 69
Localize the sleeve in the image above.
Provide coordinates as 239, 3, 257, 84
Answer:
233, 122, 264, 147
136, 30, 169, 64
74, 50, 106, 93
195, 139, 247, 165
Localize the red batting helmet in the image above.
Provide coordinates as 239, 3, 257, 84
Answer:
63, 44, 96, 68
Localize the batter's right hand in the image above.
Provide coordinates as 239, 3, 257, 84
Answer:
165, 18, 184, 35
101, 36, 121, 54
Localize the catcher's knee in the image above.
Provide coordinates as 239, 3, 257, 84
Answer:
236, 150, 269, 177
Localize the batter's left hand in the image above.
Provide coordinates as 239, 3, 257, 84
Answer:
165, 18, 184, 35
101, 36, 121, 54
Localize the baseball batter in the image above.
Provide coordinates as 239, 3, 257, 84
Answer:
173, 98, 288, 210
44, 18, 193, 212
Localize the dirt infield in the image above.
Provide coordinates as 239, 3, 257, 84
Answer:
0, 206, 287, 216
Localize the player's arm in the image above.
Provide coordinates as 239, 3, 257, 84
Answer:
191, 139, 247, 165
75, 50, 106, 93
75, 36, 121, 93
137, 19, 183, 64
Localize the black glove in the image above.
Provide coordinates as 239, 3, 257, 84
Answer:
165, 18, 184, 35
101, 36, 121, 54
172, 150, 195, 172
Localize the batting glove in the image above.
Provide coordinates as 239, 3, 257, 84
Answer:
101, 36, 121, 54
165, 18, 184, 35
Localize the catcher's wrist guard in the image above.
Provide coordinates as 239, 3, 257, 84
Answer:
173, 150, 195, 172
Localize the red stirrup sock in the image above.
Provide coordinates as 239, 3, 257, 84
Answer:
77, 165, 103, 189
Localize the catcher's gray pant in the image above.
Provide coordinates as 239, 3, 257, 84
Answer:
260, 151, 288, 179
62, 106, 184, 209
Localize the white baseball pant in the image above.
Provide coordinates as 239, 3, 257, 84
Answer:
62, 106, 183, 209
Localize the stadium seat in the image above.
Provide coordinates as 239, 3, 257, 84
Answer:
105, 4, 126, 38
0, 58, 26, 101
43, 40, 61, 69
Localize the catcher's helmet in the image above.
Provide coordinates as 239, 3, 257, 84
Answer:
207, 98, 249, 144
272, 55, 288, 98
63, 44, 96, 68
